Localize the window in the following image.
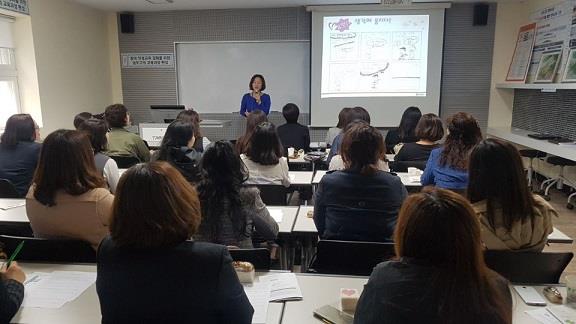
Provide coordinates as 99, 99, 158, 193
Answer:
0, 19, 20, 128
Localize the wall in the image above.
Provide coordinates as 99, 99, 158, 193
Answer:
27, 0, 117, 135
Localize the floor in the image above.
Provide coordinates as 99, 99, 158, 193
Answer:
543, 189, 576, 282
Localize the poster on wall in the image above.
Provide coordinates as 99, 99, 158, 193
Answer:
527, 1, 572, 82
0, 0, 28, 15
121, 53, 174, 68
506, 23, 537, 82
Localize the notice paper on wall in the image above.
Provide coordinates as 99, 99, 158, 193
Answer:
22, 271, 96, 308
243, 281, 272, 324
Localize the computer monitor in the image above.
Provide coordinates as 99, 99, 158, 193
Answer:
150, 105, 185, 123
139, 123, 169, 148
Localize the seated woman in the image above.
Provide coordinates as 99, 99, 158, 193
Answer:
104, 104, 150, 162
328, 121, 389, 172
235, 109, 268, 155
468, 138, 556, 252
355, 188, 512, 324
0, 261, 25, 323
196, 141, 278, 248
314, 123, 406, 242
0, 114, 41, 197
384, 106, 422, 154
152, 120, 202, 184
26, 130, 114, 249
78, 118, 120, 193
325, 107, 352, 147
241, 122, 291, 187
277, 103, 310, 152
392, 113, 444, 171
327, 106, 370, 163
421, 112, 482, 191
96, 162, 253, 323
177, 109, 211, 153
73, 112, 92, 129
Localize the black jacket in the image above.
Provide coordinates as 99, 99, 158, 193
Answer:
354, 258, 512, 324
313, 170, 407, 242
0, 141, 41, 197
96, 237, 254, 324
0, 279, 23, 323
277, 123, 311, 152
384, 129, 418, 154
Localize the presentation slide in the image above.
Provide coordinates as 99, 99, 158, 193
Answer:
321, 15, 429, 98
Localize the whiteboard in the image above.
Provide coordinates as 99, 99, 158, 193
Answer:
176, 41, 310, 114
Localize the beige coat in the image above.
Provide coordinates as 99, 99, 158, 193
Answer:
26, 186, 114, 250
241, 154, 291, 187
473, 195, 556, 252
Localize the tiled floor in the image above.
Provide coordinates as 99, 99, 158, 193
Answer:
543, 189, 576, 282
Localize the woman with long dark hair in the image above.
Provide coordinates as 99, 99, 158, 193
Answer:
78, 118, 120, 193
325, 107, 352, 146
176, 109, 211, 152
468, 138, 556, 251
26, 130, 113, 249
0, 114, 41, 197
196, 141, 278, 248
385, 106, 422, 154
153, 120, 201, 183
235, 109, 268, 154
241, 122, 290, 187
421, 112, 482, 190
354, 187, 512, 324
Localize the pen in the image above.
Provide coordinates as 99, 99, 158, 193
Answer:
5, 241, 25, 269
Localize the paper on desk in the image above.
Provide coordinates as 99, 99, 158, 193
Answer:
243, 281, 271, 324
268, 209, 283, 223
22, 271, 96, 309
0, 199, 25, 210
259, 273, 303, 302
526, 305, 576, 324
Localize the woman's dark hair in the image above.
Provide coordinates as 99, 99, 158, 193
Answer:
73, 112, 93, 129
350, 106, 371, 125
468, 138, 535, 232
336, 107, 353, 129
247, 122, 284, 166
33, 130, 105, 206
1, 114, 36, 147
236, 109, 268, 154
249, 74, 266, 91
198, 141, 249, 243
157, 120, 194, 163
415, 113, 444, 142
395, 187, 512, 324
177, 109, 202, 138
398, 106, 422, 140
78, 118, 108, 153
110, 162, 201, 249
440, 112, 482, 170
341, 122, 385, 175
282, 103, 300, 124
105, 104, 128, 128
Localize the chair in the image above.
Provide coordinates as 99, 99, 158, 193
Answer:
539, 156, 576, 203
519, 149, 546, 188
0, 179, 20, 198
484, 250, 573, 284
228, 248, 271, 271
0, 235, 96, 263
389, 161, 427, 173
251, 185, 288, 206
109, 155, 140, 169
308, 240, 396, 276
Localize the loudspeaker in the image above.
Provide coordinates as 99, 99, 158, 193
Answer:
120, 13, 135, 34
473, 4, 489, 26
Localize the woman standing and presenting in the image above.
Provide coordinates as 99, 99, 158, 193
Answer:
240, 74, 271, 116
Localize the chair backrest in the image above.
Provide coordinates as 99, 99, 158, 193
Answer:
484, 250, 573, 284
250, 185, 288, 206
228, 248, 271, 271
389, 161, 427, 173
0, 235, 96, 263
0, 179, 20, 198
109, 155, 140, 168
308, 240, 396, 276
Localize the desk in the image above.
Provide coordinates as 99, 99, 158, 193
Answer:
0, 199, 28, 224
281, 274, 567, 324
548, 227, 574, 244
268, 206, 298, 234
289, 171, 314, 186
269, 207, 299, 270
488, 127, 576, 161
312, 171, 421, 187
14, 263, 283, 324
